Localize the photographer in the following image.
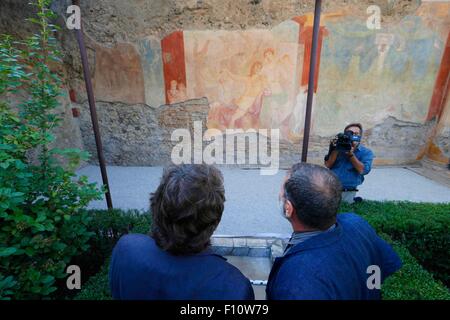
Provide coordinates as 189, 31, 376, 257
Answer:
324, 123, 374, 203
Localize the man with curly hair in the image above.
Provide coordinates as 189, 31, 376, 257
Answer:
109, 164, 254, 300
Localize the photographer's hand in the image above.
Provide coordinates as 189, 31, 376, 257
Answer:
346, 147, 365, 174
324, 139, 339, 168
345, 145, 355, 157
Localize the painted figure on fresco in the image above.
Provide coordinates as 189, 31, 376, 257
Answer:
206, 45, 297, 135
192, 39, 212, 98
167, 79, 187, 104
208, 60, 271, 130
175, 17, 330, 139
226, 61, 271, 128
260, 48, 294, 135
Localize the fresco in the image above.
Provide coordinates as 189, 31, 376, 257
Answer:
138, 37, 166, 107
184, 21, 300, 139
159, 18, 334, 140
310, 13, 445, 137
161, 31, 188, 105
92, 43, 145, 104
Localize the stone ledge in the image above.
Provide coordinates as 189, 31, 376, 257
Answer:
211, 236, 288, 262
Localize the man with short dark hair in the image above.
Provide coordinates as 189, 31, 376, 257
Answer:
325, 123, 374, 203
109, 164, 254, 300
266, 163, 402, 300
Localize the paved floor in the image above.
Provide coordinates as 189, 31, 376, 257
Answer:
77, 165, 450, 236
225, 256, 271, 300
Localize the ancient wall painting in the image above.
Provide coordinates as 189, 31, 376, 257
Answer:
312, 12, 446, 137
161, 31, 188, 105
160, 17, 333, 141
86, 3, 447, 143
138, 37, 166, 108
158, 11, 444, 140
184, 21, 301, 140
92, 42, 145, 104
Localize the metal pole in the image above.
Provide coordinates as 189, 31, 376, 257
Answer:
72, 0, 113, 209
301, 0, 322, 162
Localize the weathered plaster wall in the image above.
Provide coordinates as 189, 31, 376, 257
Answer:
75, 98, 209, 166
426, 31, 450, 166
434, 97, 450, 163
0, 1, 84, 161
423, 89, 450, 165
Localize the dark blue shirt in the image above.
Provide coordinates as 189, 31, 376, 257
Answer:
330, 144, 374, 189
109, 234, 254, 300
266, 213, 402, 300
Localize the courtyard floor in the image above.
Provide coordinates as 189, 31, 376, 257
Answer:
77, 165, 450, 237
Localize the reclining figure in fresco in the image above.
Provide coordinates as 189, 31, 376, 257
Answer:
207, 61, 271, 131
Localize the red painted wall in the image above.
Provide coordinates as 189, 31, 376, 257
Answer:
161, 31, 187, 104
426, 31, 450, 122
292, 16, 328, 93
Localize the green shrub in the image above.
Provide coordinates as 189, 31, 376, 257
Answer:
76, 238, 449, 301
0, 0, 102, 299
86, 209, 151, 259
74, 208, 449, 300
71, 210, 151, 280
73, 260, 111, 301
340, 201, 450, 286
74, 211, 151, 300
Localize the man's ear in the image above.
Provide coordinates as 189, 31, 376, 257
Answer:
285, 200, 294, 219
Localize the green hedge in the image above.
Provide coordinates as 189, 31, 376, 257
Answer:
74, 206, 449, 300
75, 237, 450, 300
85, 209, 151, 261
74, 210, 151, 300
68, 209, 151, 297
382, 242, 450, 300
75, 205, 450, 300
74, 261, 111, 300
340, 201, 450, 286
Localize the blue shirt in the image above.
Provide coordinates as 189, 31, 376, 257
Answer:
266, 213, 402, 300
109, 234, 255, 300
330, 144, 374, 189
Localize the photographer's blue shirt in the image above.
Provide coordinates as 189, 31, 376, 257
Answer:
266, 213, 402, 300
109, 234, 255, 300
330, 144, 374, 189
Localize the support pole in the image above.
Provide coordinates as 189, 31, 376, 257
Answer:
301, 0, 322, 162
72, 0, 113, 209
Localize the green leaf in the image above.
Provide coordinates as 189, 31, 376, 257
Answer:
0, 162, 9, 169
0, 247, 18, 257
41, 275, 54, 284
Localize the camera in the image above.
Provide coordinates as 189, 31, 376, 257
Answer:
334, 130, 361, 152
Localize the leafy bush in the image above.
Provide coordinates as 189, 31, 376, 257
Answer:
76, 232, 449, 301
380, 236, 450, 300
0, 0, 102, 299
86, 209, 151, 259
75, 207, 449, 300
74, 210, 151, 300
73, 260, 112, 301
71, 209, 151, 282
340, 201, 450, 286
